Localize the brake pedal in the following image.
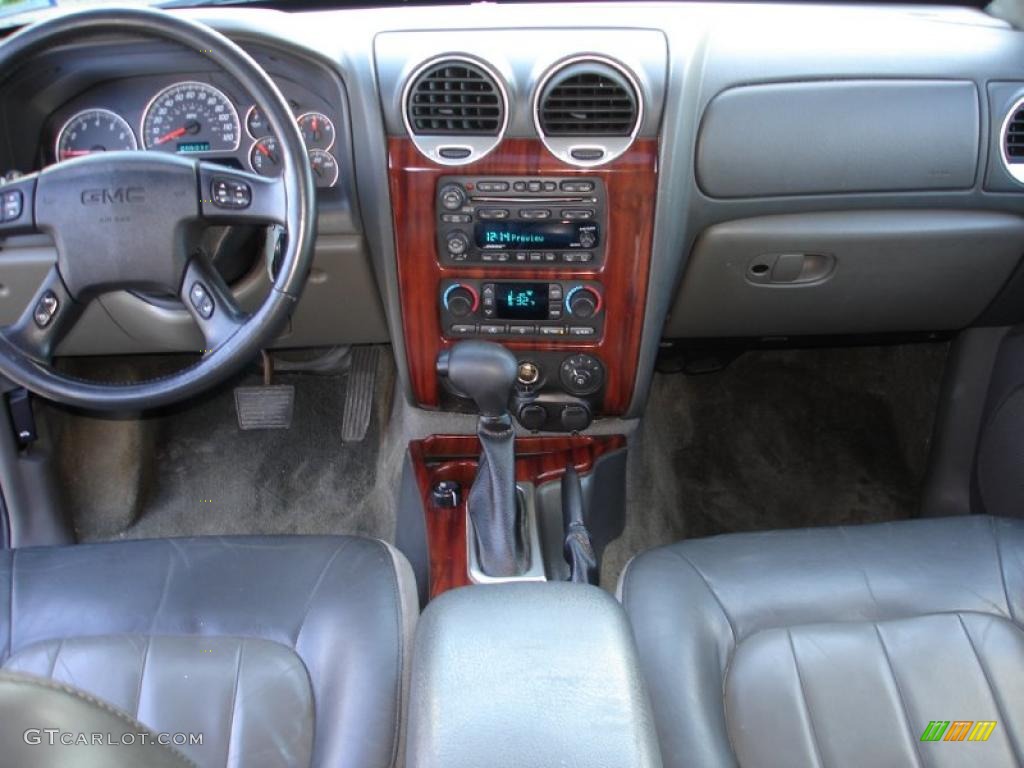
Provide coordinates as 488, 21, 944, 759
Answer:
342, 346, 379, 442
234, 351, 294, 430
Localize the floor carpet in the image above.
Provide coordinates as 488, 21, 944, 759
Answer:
55, 348, 395, 543
600, 342, 949, 587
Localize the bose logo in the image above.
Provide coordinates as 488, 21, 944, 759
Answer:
80, 187, 145, 205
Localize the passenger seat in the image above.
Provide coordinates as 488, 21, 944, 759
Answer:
619, 516, 1024, 768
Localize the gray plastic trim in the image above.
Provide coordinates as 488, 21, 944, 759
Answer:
666, 210, 1024, 338
697, 80, 980, 199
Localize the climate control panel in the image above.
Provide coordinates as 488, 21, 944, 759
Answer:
440, 279, 604, 341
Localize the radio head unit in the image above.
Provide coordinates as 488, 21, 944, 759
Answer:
435, 176, 607, 267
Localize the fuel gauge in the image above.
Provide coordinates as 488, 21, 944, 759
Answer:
246, 105, 271, 139
297, 112, 335, 151
249, 136, 282, 177
309, 149, 338, 188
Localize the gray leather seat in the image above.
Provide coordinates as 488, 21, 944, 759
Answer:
0, 535, 417, 768
619, 515, 1024, 768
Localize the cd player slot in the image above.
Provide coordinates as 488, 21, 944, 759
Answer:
470, 196, 595, 204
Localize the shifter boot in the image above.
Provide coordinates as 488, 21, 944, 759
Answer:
468, 414, 525, 577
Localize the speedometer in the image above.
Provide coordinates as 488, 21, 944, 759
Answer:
141, 81, 240, 153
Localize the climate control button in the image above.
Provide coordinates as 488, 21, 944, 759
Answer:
564, 286, 603, 319
443, 283, 479, 318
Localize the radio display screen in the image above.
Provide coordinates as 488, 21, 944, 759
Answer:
475, 221, 595, 250
495, 283, 549, 320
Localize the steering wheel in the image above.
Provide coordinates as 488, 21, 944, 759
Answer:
0, 7, 316, 410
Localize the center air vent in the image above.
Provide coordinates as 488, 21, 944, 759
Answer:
1002, 96, 1024, 183
535, 58, 642, 167
403, 57, 507, 165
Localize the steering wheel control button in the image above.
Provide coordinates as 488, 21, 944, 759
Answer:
33, 291, 59, 328
2, 189, 23, 221
189, 282, 215, 319
211, 177, 251, 209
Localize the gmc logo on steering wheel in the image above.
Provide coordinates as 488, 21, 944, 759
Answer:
80, 187, 145, 205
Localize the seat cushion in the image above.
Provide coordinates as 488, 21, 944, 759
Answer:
619, 515, 1024, 768
0, 535, 417, 768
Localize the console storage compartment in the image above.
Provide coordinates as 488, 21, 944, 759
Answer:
405, 583, 661, 768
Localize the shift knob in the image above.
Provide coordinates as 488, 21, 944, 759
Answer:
437, 340, 518, 418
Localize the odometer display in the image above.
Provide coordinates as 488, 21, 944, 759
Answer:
142, 81, 240, 153
55, 108, 137, 161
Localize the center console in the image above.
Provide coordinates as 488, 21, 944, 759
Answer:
388, 137, 658, 431
405, 582, 661, 768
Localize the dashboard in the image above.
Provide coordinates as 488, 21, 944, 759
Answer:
1, 2, 1024, 425
49, 73, 339, 186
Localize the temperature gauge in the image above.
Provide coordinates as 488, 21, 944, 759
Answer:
309, 149, 339, 188
249, 136, 282, 177
297, 112, 335, 151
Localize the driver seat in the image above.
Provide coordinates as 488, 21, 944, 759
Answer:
0, 535, 417, 768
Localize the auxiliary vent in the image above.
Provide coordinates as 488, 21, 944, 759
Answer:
535, 58, 642, 167
539, 63, 638, 136
1005, 102, 1024, 163
1000, 95, 1024, 184
406, 60, 504, 136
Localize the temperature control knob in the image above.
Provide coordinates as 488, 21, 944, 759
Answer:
443, 284, 479, 318
446, 231, 470, 258
565, 286, 602, 319
440, 184, 467, 211
559, 354, 605, 397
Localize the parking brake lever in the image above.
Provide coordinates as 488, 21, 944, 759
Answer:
562, 464, 598, 585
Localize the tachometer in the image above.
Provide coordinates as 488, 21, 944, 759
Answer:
142, 81, 240, 153
55, 108, 137, 162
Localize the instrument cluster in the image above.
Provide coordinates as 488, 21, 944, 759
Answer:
52, 79, 339, 188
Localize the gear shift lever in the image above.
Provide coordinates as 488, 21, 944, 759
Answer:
437, 341, 523, 577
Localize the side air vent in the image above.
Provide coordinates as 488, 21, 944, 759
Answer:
403, 57, 507, 165
535, 58, 642, 167
1002, 96, 1024, 183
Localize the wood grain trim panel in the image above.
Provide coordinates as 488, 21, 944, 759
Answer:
388, 137, 657, 415
409, 434, 626, 598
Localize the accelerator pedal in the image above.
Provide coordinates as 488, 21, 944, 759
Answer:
234, 351, 295, 430
342, 346, 379, 442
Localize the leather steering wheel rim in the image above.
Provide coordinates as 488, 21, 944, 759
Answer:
0, 7, 316, 411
